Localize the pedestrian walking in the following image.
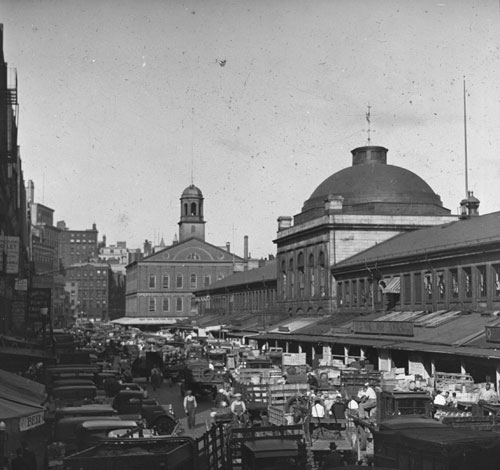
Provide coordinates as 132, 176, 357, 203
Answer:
151, 366, 161, 391
183, 390, 198, 429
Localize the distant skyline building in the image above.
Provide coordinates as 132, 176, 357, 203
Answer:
66, 261, 111, 322
27, 180, 68, 328
57, 220, 99, 268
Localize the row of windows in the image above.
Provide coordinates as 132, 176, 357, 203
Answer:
148, 273, 223, 289
209, 289, 277, 310
337, 264, 500, 308
148, 296, 195, 312
280, 251, 327, 300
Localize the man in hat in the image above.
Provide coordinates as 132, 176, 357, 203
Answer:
231, 392, 247, 424
357, 383, 377, 419
321, 442, 344, 469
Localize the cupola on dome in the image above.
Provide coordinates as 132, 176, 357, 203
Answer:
181, 184, 203, 198
298, 146, 450, 224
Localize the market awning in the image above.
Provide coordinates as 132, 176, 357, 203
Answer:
381, 277, 400, 294
0, 369, 46, 404
0, 396, 45, 430
111, 317, 188, 326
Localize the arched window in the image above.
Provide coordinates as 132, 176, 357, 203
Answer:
309, 254, 315, 297
190, 274, 197, 289
297, 252, 305, 299
281, 260, 287, 300
162, 275, 169, 289
288, 258, 295, 299
319, 251, 326, 297
176, 274, 183, 289
191, 202, 197, 216
184, 203, 188, 216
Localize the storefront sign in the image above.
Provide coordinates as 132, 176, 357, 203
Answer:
27, 288, 51, 321
353, 320, 414, 336
19, 411, 45, 431
485, 326, 500, 343
0, 236, 20, 274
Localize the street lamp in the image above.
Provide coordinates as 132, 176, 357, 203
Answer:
0, 421, 7, 470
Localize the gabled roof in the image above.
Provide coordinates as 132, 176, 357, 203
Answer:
140, 237, 244, 264
333, 211, 500, 270
195, 261, 276, 293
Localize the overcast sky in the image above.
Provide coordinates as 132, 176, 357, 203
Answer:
2, 0, 500, 258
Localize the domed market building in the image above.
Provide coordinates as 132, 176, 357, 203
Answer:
274, 145, 457, 318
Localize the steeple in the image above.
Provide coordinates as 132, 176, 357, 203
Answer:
178, 184, 206, 242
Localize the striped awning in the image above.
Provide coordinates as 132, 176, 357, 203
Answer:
381, 277, 400, 294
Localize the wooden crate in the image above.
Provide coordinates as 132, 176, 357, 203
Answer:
268, 383, 309, 407
282, 353, 307, 366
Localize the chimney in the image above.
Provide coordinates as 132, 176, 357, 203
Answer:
26, 180, 34, 204
143, 239, 152, 257
226, 242, 230, 253
459, 191, 480, 219
244, 235, 248, 261
277, 216, 292, 231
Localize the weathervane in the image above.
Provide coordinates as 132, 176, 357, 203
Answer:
363, 105, 375, 145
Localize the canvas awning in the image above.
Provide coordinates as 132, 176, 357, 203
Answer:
381, 277, 401, 294
111, 317, 187, 326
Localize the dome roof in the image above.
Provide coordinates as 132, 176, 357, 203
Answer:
301, 146, 449, 218
181, 184, 203, 198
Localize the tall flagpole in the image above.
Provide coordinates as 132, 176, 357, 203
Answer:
463, 79, 469, 198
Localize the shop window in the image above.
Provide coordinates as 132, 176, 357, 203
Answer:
493, 265, 500, 298
450, 269, 459, 299
403, 274, 411, 304
437, 271, 445, 300
478, 265, 487, 297
413, 272, 422, 303
424, 272, 433, 300
463, 267, 472, 298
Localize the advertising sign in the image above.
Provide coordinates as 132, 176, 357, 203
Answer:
28, 288, 51, 321
19, 411, 45, 431
353, 320, 414, 336
0, 236, 20, 274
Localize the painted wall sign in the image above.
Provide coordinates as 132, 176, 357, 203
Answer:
353, 320, 414, 336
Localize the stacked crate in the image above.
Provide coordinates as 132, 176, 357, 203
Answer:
267, 383, 309, 425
